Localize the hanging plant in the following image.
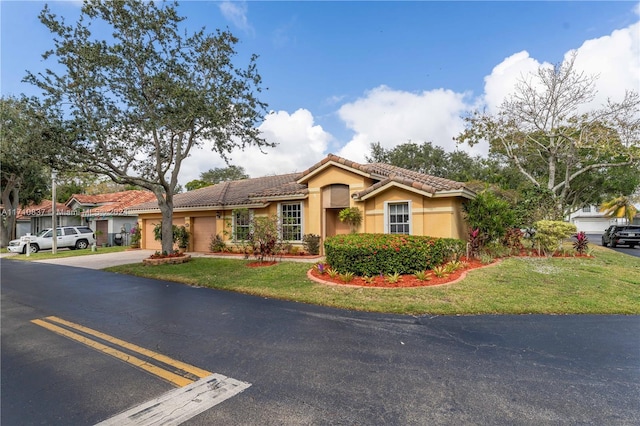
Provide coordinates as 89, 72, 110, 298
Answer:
338, 207, 362, 233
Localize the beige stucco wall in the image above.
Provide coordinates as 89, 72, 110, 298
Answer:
136, 164, 469, 252
362, 187, 467, 239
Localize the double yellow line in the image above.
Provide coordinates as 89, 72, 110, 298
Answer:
31, 316, 212, 388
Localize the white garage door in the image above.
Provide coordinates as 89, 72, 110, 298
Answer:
574, 218, 610, 234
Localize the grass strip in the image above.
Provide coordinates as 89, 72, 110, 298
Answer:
105, 246, 640, 315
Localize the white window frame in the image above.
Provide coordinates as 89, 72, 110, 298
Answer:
279, 202, 303, 242
232, 209, 252, 241
383, 200, 412, 235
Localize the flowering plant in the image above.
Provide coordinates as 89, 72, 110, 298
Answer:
130, 225, 141, 245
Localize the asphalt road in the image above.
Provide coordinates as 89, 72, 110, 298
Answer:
2, 259, 639, 425
587, 234, 640, 258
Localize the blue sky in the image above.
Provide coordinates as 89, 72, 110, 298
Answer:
1, 1, 639, 185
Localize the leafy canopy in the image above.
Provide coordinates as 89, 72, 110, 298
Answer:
456, 53, 640, 215
26, 0, 271, 253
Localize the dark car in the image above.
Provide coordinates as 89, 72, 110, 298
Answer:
601, 225, 640, 248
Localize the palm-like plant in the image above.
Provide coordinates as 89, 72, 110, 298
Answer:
600, 196, 638, 224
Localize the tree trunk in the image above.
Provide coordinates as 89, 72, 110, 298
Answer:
1, 178, 20, 247
154, 188, 174, 254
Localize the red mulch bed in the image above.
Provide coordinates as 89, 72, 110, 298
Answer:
148, 252, 188, 259
309, 257, 493, 288
309, 251, 593, 288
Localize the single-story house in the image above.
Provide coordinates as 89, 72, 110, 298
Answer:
66, 190, 157, 246
13, 190, 156, 246
568, 204, 640, 234
128, 154, 476, 253
17, 199, 81, 236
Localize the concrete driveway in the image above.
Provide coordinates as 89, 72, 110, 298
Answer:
33, 249, 157, 269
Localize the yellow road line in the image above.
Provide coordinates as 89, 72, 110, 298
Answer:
45, 316, 211, 378
31, 319, 197, 387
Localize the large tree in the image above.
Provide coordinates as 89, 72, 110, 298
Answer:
366, 140, 526, 187
185, 165, 249, 191
26, 0, 271, 253
456, 53, 640, 215
0, 96, 51, 246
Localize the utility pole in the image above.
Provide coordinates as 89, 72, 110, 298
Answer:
51, 170, 57, 254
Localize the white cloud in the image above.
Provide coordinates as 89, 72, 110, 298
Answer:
336, 86, 480, 162
218, 1, 254, 35
482, 51, 547, 114
482, 22, 640, 114
180, 20, 639, 186
570, 22, 640, 111
180, 109, 331, 185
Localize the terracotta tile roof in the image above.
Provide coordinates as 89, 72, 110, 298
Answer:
299, 154, 467, 198
128, 173, 307, 211
14, 200, 75, 219
80, 190, 156, 216
356, 162, 466, 198
128, 154, 472, 212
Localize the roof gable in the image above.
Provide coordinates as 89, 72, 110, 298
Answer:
128, 154, 475, 213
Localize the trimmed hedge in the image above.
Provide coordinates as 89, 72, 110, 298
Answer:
324, 233, 466, 276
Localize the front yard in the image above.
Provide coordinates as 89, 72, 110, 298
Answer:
105, 245, 640, 315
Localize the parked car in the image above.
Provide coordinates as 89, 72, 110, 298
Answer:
601, 225, 640, 248
7, 226, 96, 254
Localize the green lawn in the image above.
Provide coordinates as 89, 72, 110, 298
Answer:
105, 245, 640, 315
5, 245, 127, 260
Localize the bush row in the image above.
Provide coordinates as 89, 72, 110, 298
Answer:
324, 233, 465, 276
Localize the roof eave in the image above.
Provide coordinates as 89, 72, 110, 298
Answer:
297, 160, 370, 184
354, 182, 475, 201
354, 181, 435, 201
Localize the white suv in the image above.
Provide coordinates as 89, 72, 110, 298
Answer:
7, 226, 96, 254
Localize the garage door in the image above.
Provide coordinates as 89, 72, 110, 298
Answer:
96, 220, 108, 246
574, 219, 610, 234
192, 216, 216, 252
143, 220, 162, 250
143, 218, 186, 250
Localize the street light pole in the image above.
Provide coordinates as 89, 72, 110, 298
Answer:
51, 170, 57, 254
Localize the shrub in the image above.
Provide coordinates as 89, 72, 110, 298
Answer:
174, 225, 189, 248
463, 191, 517, 244
313, 263, 326, 274
362, 275, 376, 284
248, 215, 283, 262
324, 233, 465, 275
340, 272, 355, 283
327, 268, 339, 279
573, 232, 589, 255
502, 227, 524, 254
467, 228, 483, 259
533, 220, 577, 256
386, 272, 401, 283
414, 270, 431, 281
209, 234, 226, 252
302, 234, 321, 255
432, 266, 448, 278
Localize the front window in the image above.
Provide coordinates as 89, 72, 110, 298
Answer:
387, 202, 410, 234
233, 210, 251, 241
281, 203, 302, 241
582, 206, 591, 213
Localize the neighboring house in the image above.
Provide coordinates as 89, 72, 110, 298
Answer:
128, 154, 476, 253
66, 190, 156, 246
568, 204, 640, 234
17, 199, 81, 235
